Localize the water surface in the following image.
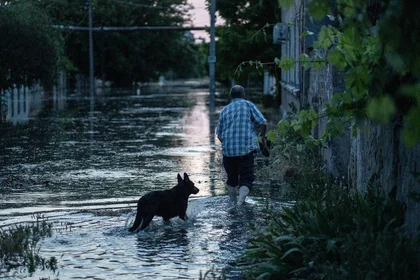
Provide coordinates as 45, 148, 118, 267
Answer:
0, 83, 283, 279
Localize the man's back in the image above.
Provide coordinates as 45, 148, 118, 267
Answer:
217, 98, 266, 157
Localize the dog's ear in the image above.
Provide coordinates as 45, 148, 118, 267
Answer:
183, 172, 189, 182
177, 173, 183, 184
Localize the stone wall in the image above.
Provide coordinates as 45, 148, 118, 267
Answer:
350, 120, 420, 237
307, 59, 350, 180
307, 60, 420, 237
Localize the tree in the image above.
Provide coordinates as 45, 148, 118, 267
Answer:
0, 2, 63, 91
208, 0, 281, 86
30, 0, 206, 87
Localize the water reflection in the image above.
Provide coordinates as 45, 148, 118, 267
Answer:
0, 83, 283, 279
0, 85, 220, 221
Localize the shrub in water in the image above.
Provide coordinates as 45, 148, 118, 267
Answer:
0, 216, 57, 273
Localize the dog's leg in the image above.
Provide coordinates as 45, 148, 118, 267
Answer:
179, 213, 188, 221
139, 215, 154, 230
128, 215, 143, 232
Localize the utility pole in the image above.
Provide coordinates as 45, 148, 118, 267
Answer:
88, 0, 95, 114
209, 0, 216, 111
88, 0, 95, 146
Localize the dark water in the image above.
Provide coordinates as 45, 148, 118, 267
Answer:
0, 83, 284, 279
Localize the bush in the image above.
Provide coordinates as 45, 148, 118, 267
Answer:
239, 190, 420, 280
0, 216, 57, 273
247, 112, 420, 279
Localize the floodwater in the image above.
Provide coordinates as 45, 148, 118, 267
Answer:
0, 82, 284, 279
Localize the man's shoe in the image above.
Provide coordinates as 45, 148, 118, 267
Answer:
227, 185, 238, 202
237, 186, 250, 205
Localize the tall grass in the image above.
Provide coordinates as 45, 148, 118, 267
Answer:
0, 215, 57, 273
245, 118, 420, 279
240, 190, 419, 279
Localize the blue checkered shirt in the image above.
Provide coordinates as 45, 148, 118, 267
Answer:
216, 98, 267, 157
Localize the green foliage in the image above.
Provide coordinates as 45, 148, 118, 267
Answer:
366, 96, 396, 124
0, 1, 63, 91
250, 125, 419, 278
0, 216, 57, 273
25, 0, 204, 86
259, 108, 327, 200
276, 56, 295, 72
274, 0, 420, 147
240, 190, 420, 280
252, 99, 420, 280
212, 0, 281, 84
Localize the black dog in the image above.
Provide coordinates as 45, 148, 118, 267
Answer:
128, 173, 199, 232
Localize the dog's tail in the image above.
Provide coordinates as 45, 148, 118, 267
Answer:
128, 214, 142, 232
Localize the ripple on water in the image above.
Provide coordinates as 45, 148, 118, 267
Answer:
0, 196, 278, 279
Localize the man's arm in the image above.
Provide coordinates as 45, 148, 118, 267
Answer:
216, 114, 223, 143
249, 102, 267, 137
259, 123, 267, 137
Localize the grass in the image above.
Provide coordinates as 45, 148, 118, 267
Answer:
244, 119, 420, 279
0, 215, 57, 274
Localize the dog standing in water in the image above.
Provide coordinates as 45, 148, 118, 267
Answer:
128, 173, 199, 232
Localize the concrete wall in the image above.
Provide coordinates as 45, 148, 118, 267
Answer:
307, 60, 420, 236
349, 120, 420, 237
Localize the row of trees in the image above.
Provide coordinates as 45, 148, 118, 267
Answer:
0, 0, 207, 92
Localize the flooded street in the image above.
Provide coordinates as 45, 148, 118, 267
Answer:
0, 83, 283, 279
1, 84, 224, 222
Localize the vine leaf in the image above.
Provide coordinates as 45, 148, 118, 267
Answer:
366, 96, 396, 124
402, 107, 420, 148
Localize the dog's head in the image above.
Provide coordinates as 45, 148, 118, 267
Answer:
177, 172, 199, 196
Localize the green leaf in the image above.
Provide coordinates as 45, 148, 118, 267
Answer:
281, 247, 302, 260
278, 56, 296, 71
266, 130, 277, 143
275, 235, 295, 242
308, 0, 331, 21
276, 119, 290, 137
299, 54, 311, 69
327, 48, 347, 69
366, 96, 396, 124
345, 66, 370, 96
400, 85, 420, 104
299, 110, 308, 120
308, 109, 318, 120
385, 52, 408, 74
326, 118, 344, 138
317, 26, 335, 49
278, 0, 294, 9
401, 106, 420, 148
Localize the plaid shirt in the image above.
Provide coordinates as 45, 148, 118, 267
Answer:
216, 98, 267, 157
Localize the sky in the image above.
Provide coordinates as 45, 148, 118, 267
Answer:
188, 0, 220, 42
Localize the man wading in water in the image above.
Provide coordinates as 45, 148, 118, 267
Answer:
216, 85, 267, 205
